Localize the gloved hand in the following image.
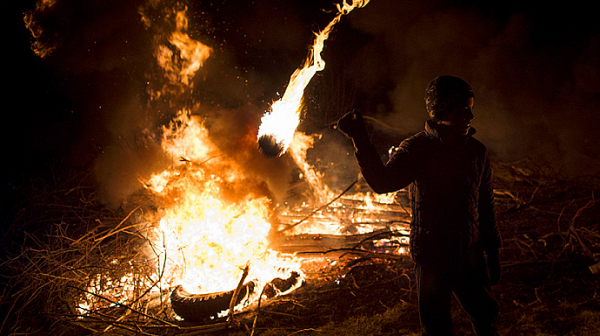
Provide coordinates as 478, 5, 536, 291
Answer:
336, 109, 369, 141
486, 250, 502, 286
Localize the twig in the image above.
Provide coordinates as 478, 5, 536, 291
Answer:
557, 199, 576, 233
288, 327, 322, 335
69, 286, 179, 328
350, 229, 409, 251
258, 310, 302, 318
278, 180, 357, 233
298, 248, 406, 260
89, 205, 142, 251
250, 283, 269, 336
227, 263, 250, 325
560, 195, 597, 258
0, 293, 22, 335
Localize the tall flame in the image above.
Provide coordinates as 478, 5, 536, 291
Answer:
79, 3, 302, 316
257, 0, 370, 157
138, 3, 304, 300
145, 113, 300, 296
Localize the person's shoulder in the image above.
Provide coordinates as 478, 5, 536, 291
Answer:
469, 135, 484, 145
404, 130, 430, 142
399, 131, 432, 149
468, 136, 489, 155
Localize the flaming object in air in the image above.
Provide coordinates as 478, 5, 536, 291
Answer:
70, 0, 409, 324
76, 4, 305, 320
257, 0, 370, 157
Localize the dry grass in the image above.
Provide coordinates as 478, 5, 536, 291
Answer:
1, 160, 599, 335
0, 168, 193, 335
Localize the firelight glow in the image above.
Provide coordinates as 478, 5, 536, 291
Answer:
75, 0, 408, 320
257, 0, 370, 157
145, 112, 302, 297
77, 5, 305, 317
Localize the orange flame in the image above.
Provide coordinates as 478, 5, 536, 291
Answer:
145, 113, 302, 297
78, 4, 304, 317
257, 0, 370, 156
138, 4, 304, 297
23, 0, 60, 58
144, 6, 212, 87
288, 132, 334, 204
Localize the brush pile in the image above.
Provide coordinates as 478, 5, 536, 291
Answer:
1, 159, 599, 335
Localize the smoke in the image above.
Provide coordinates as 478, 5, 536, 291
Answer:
341, 0, 600, 176
21, 0, 165, 206
21, 0, 600, 210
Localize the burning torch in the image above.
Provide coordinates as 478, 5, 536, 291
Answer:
257, 0, 370, 157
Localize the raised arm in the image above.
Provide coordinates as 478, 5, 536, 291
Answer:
337, 110, 414, 194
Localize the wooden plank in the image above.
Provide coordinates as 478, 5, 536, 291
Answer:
271, 229, 409, 254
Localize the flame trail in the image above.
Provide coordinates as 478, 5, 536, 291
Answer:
257, 0, 370, 157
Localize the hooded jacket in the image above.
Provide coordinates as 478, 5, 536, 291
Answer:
353, 120, 500, 270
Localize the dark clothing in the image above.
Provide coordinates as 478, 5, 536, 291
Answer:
353, 120, 500, 271
351, 120, 501, 335
416, 261, 499, 336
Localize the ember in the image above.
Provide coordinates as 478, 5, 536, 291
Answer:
8, 0, 600, 334
17, 0, 411, 330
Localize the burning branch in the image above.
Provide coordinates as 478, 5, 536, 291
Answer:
227, 263, 250, 324
278, 179, 358, 234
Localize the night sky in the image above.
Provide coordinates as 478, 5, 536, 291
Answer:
5, 0, 600, 207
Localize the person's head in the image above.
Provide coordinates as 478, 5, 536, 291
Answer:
425, 75, 475, 135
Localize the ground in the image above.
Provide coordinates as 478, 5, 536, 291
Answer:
229, 162, 600, 335
0, 161, 599, 335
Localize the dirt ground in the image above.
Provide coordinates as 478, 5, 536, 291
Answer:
1, 161, 599, 335
210, 162, 600, 335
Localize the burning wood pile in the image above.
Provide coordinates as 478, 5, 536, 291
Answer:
0, 1, 420, 333
5, 157, 600, 335
0, 163, 412, 335
273, 191, 411, 255
8, 0, 600, 334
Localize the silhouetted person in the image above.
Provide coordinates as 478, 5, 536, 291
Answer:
337, 75, 501, 336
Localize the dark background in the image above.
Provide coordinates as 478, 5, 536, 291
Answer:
4, 0, 600, 211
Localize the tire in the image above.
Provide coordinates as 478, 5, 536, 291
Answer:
263, 271, 302, 298
170, 282, 255, 322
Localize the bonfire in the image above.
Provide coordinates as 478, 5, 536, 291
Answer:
4, 0, 600, 335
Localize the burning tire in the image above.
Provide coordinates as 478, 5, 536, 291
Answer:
170, 282, 255, 322
263, 271, 303, 298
